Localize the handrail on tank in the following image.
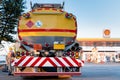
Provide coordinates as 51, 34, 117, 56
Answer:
30, 2, 65, 9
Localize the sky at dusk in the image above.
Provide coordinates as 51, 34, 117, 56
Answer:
25, 0, 120, 38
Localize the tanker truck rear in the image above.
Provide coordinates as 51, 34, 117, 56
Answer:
9, 3, 84, 77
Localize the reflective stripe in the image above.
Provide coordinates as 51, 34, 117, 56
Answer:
12, 56, 84, 67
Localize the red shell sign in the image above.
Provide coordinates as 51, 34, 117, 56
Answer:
104, 29, 110, 35
103, 29, 111, 38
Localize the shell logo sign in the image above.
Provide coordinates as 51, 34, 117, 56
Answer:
103, 29, 111, 38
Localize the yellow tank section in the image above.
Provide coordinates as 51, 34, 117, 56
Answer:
18, 8, 77, 37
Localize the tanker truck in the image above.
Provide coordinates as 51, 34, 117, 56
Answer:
8, 3, 84, 77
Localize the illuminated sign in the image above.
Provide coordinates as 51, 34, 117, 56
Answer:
103, 29, 111, 38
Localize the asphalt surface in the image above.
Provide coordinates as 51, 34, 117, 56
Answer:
0, 62, 120, 80
73, 62, 120, 80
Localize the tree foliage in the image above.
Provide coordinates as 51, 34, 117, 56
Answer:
0, 0, 25, 44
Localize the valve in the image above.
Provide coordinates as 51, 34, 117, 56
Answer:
65, 13, 73, 18
23, 13, 30, 19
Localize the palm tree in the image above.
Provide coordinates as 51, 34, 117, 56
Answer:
0, 0, 25, 44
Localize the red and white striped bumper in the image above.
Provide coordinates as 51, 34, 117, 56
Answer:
12, 56, 84, 67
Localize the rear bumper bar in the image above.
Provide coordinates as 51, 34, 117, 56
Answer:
14, 72, 81, 76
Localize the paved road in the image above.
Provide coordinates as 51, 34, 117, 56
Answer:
73, 62, 120, 80
0, 62, 120, 80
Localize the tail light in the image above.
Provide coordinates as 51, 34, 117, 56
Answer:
67, 52, 70, 56
71, 52, 74, 57
21, 52, 25, 56
75, 52, 79, 59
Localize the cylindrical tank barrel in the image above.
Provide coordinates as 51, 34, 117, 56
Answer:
18, 7, 77, 48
